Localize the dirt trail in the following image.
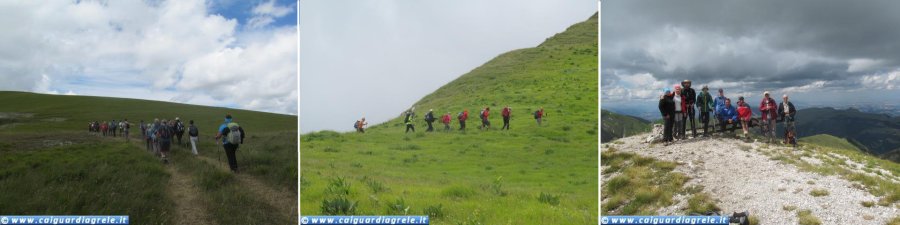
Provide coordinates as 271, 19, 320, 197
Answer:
604, 133, 898, 224
196, 156, 298, 223
121, 138, 215, 225
163, 165, 215, 225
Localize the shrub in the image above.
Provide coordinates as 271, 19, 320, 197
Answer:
321, 197, 357, 215
385, 198, 410, 215
538, 192, 561, 206
423, 204, 444, 218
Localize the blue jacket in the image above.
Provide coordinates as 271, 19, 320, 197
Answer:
717, 105, 738, 121
219, 118, 232, 144
713, 96, 727, 114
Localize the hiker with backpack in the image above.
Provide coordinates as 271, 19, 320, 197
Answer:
713, 88, 728, 133
145, 121, 154, 151
216, 114, 245, 173
140, 120, 146, 139
681, 80, 697, 137
404, 108, 416, 133
188, 120, 200, 156
501, 105, 511, 130
534, 107, 545, 126
759, 91, 778, 143
442, 112, 452, 131
458, 109, 469, 131
174, 117, 185, 146
122, 119, 131, 142
717, 98, 739, 134
355, 117, 368, 133
156, 119, 174, 163
101, 121, 108, 136
480, 107, 491, 130
737, 97, 752, 139
110, 120, 117, 137
779, 94, 797, 146
658, 89, 675, 145
424, 109, 436, 132
696, 85, 714, 137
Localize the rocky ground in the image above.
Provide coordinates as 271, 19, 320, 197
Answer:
602, 127, 898, 224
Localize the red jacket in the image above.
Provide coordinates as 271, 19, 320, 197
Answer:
502, 107, 510, 117
737, 103, 752, 120
482, 109, 489, 119
442, 114, 451, 124
759, 97, 777, 120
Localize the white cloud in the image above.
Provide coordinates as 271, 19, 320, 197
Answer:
0, 0, 297, 114
847, 58, 885, 73
247, 0, 293, 29
861, 70, 899, 90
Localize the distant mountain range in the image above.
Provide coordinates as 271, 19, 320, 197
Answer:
600, 110, 650, 143
789, 107, 899, 162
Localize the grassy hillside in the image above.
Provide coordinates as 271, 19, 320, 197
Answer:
792, 107, 900, 159
0, 91, 297, 224
301, 13, 598, 224
601, 110, 651, 143
799, 134, 862, 152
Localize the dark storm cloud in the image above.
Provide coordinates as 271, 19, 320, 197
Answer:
602, 0, 900, 101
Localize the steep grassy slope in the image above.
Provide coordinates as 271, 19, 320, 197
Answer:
799, 134, 863, 152
0, 91, 297, 224
301, 13, 598, 224
601, 110, 651, 143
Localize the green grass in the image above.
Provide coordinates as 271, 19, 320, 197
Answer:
797, 210, 822, 225
301, 13, 598, 225
601, 150, 686, 215
0, 135, 173, 224
0, 91, 297, 223
809, 189, 830, 197
794, 137, 900, 206
686, 193, 720, 214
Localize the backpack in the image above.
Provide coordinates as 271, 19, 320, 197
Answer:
534, 110, 540, 119
457, 112, 463, 120
189, 125, 199, 136
479, 110, 486, 119
158, 126, 172, 140
354, 121, 360, 129
125, 123, 130, 129
425, 112, 434, 122
176, 122, 185, 133
226, 122, 242, 144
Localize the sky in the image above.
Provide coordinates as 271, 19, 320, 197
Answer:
300, 0, 597, 133
0, 0, 298, 115
601, 0, 900, 115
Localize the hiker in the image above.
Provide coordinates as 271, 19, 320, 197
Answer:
101, 121, 108, 136
110, 120, 117, 137
673, 85, 685, 140
681, 80, 697, 137
442, 112, 452, 131
140, 120, 146, 139
534, 107, 545, 126
152, 118, 161, 154
216, 114, 245, 173
145, 122, 154, 151
717, 98, 739, 133
356, 117, 368, 133
658, 88, 675, 145
696, 85, 714, 137
404, 108, 416, 133
501, 105, 511, 130
713, 88, 728, 133
480, 107, 491, 130
737, 97, 752, 139
425, 109, 436, 132
123, 119, 130, 142
759, 91, 778, 143
779, 94, 797, 146
175, 117, 185, 146
188, 120, 200, 156
458, 109, 468, 131
156, 119, 174, 163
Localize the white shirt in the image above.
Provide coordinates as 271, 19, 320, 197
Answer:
674, 94, 683, 111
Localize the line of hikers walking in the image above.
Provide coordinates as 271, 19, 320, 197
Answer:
658, 80, 797, 146
354, 105, 547, 133
89, 114, 245, 173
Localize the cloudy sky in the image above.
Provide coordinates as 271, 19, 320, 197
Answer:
0, 0, 298, 114
602, 0, 900, 113
300, 0, 597, 133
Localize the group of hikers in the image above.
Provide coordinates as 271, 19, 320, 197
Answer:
658, 80, 797, 146
354, 105, 547, 133
88, 119, 132, 140
88, 114, 246, 173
